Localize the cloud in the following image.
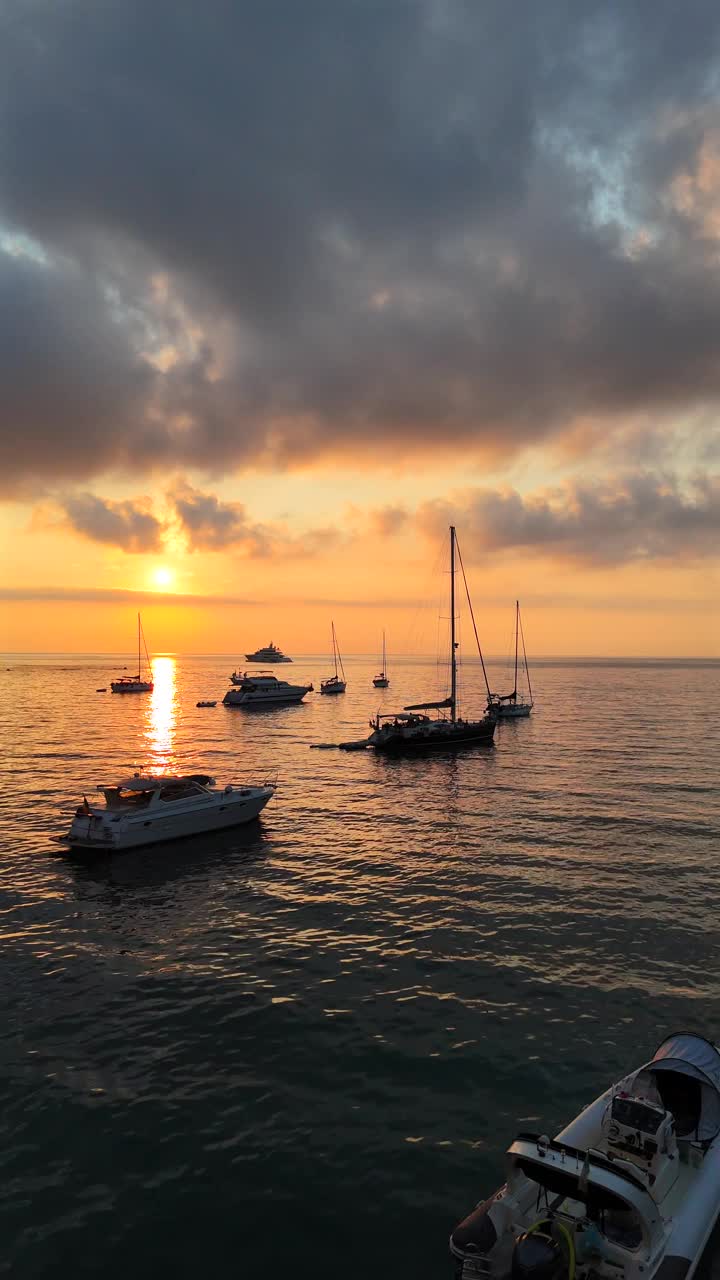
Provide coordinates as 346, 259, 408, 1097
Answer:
1, 1, 720, 490
416, 473, 720, 564
168, 482, 273, 554
60, 493, 164, 552
168, 481, 346, 557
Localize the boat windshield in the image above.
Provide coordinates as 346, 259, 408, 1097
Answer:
103, 787, 154, 809
158, 782, 206, 802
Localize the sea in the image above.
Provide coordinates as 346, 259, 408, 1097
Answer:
1, 652, 719, 1279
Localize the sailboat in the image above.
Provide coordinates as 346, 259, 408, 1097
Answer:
487, 600, 533, 718
320, 622, 346, 695
110, 613, 154, 694
372, 632, 390, 688
367, 526, 497, 751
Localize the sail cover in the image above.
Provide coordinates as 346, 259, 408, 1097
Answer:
641, 1033, 720, 1141
404, 697, 453, 711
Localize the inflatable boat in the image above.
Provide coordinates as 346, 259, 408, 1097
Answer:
450, 1034, 720, 1280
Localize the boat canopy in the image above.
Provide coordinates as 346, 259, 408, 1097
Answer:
639, 1033, 720, 1141
404, 697, 453, 711
112, 773, 215, 792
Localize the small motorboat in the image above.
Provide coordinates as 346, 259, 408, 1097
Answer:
56, 772, 275, 851
450, 1033, 720, 1280
96, 688, 107, 693
196, 700, 217, 707
223, 672, 313, 706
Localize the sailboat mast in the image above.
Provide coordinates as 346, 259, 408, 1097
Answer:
332, 621, 338, 678
137, 611, 141, 680
514, 599, 519, 700
450, 526, 457, 722
382, 630, 386, 673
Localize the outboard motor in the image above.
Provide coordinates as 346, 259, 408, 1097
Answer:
512, 1226, 567, 1280
450, 1198, 498, 1276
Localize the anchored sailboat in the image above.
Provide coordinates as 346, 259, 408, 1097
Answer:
320, 622, 347, 695
111, 613, 154, 694
366, 526, 496, 752
373, 631, 389, 688
487, 600, 533, 718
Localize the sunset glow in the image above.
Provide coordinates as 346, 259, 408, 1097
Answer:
152, 566, 174, 590
0, 3, 717, 658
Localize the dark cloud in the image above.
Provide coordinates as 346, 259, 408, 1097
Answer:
1, 1, 720, 488
169, 482, 272, 554
168, 481, 344, 557
61, 492, 163, 552
416, 473, 720, 564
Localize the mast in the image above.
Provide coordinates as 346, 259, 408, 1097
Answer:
519, 604, 533, 705
450, 526, 457, 722
137, 612, 141, 680
513, 599, 519, 702
382, 630, 386, 674
332, 621, 338, 679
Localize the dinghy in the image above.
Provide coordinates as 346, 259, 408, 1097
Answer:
450, 1034, 720, 1280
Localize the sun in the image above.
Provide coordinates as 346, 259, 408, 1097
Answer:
152, 566, 173, 589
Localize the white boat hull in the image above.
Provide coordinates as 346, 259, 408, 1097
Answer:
451, 1037, 720, 1280
373, 677, 389, 688
111, 680, 153, 694
493, 702, 532, 719
63, 786, 274, 851
223, 687, 311, 706
320, 680, 346, 695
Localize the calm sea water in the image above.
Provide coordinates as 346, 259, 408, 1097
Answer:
1, 653, 719, 1279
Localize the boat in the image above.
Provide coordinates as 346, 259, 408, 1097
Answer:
110, 614, 154, 694
450, 1033, 720, 1280
373, 631, 390, 688
321, 622, 346, 695
196, 700, 217, 708
488, 600, 533, 718
366, 526, 496, 752
242, 642, 292, 665
56, 772, 275, 851
223, 672, 313, 706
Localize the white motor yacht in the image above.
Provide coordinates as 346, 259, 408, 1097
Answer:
450, 1034, 720, 1280
57, 773, 275, 851
242, 642, 292, 665
223, 672, 313, 706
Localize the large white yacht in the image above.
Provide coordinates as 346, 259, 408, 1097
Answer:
223, 672, 313, 706
450, 1034, 720, 1280
242, 642, 292, 665
57, 773, 275, 851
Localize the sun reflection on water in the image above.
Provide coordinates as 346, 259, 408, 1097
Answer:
144, 657, 177, 771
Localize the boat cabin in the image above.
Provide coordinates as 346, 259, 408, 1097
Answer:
97, 774, 216, 811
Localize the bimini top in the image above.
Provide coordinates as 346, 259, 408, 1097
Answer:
639, 1033, 720, 1142
109, 773, 216, 792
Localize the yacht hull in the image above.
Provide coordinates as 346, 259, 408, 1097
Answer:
111, 681, 153, 694
223, 688, 311, 706
62, 787, 274, 851
493, 703, 532, 719
370, 720, 495, 752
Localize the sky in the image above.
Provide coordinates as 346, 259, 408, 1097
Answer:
0, 0, 718, 656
